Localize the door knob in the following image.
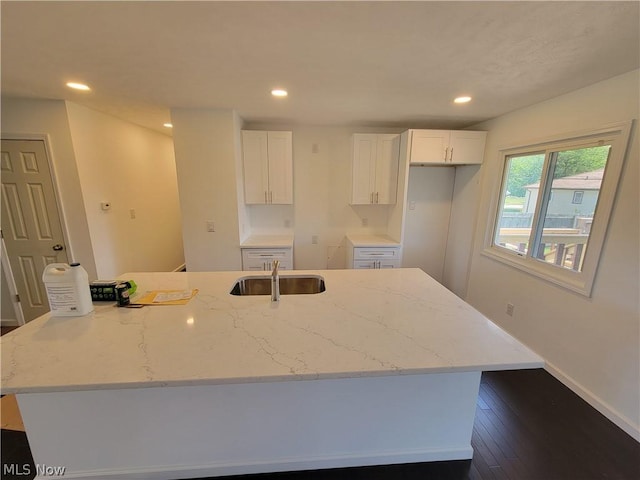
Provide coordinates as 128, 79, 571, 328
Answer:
52, 244, 64, 251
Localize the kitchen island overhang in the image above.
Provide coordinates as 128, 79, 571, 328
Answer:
2, 268, 543, 479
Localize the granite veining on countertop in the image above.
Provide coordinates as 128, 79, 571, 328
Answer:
1, 269, 542, 394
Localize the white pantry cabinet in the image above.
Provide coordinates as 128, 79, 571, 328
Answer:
409, 129, 486, 165
351, 134, 401, 204
242, 131, 293, 204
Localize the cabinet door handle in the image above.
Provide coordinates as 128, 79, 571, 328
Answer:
264, 191, 268, 203
444, 147, 448, 161
376, 192, 379, 203
370, 192, 373, 204
449, 147, 454, 162
270, 191, 273, 203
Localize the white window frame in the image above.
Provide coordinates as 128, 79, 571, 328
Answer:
482, 121, 633, 297
572, 191, 584, 204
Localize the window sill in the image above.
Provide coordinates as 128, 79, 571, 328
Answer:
481, 246, 594, 297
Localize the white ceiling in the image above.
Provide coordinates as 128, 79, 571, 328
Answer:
2, 1, 638, 135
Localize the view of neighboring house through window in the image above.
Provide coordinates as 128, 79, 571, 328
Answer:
486, 122, 631, 296
534, 146, 609, 271
494, 146, 609, 271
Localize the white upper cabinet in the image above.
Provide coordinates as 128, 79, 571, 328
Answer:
351, 133, 400, 205
409, 129, 486, 165
242, 130, 293, 204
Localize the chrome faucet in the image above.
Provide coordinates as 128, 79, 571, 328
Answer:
271, 260, 280, 302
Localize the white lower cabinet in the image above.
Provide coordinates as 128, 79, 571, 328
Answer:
349, 246, 402, 269
241, 248, 293, 271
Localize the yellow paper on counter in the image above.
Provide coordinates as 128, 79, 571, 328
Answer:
133, 289, 198, 305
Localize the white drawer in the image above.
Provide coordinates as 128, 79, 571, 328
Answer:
354, 259, 401, 269
241, 248, 293, 271
353, 247, 400, 260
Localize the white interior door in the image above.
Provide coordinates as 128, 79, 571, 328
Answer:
1, 139, 69, 322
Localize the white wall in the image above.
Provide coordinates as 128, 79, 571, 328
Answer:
65, 103, 184, 278
171, 108, 244, 271
187, 123, 457, 272
1, 98, 98, 278
402, 166, 455, 282
442, 165, 483, 298
462, 70, 639, 439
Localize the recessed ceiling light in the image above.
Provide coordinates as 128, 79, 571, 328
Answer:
454, 96, 472, 104
271, 89, 288, 97
66, 82, 91, 91
163, 123, 173, 128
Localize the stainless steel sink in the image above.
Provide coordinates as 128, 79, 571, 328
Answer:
230, 275, 326, 296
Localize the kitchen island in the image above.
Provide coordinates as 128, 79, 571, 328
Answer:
1, 268, 542, 479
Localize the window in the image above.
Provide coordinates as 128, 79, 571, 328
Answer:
572, 191, 584, 204
484, 122, 632, 296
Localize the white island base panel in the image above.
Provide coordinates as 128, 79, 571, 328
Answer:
19, 371, 480, 480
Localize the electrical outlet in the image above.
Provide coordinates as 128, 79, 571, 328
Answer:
506, 303, 515, 316
362, 218, 368, 227
129, 209, 136, 219
311, 235, 319, 245
206, 221, 215, 232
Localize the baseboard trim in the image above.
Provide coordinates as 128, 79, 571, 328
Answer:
1, 318, 20, 327
38, 447, 473, 479
172, 263, 186, 272
545, 361, 640, 442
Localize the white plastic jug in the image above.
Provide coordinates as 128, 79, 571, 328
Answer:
42, 263, 94, 317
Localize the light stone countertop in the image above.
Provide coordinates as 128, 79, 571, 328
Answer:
240, 234, 294, 248
346, 234, 401, 247
0, 268, 543, 394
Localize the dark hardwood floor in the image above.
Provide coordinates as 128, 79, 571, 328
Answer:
0, 326, 18, 336
1, 357, 638, 480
